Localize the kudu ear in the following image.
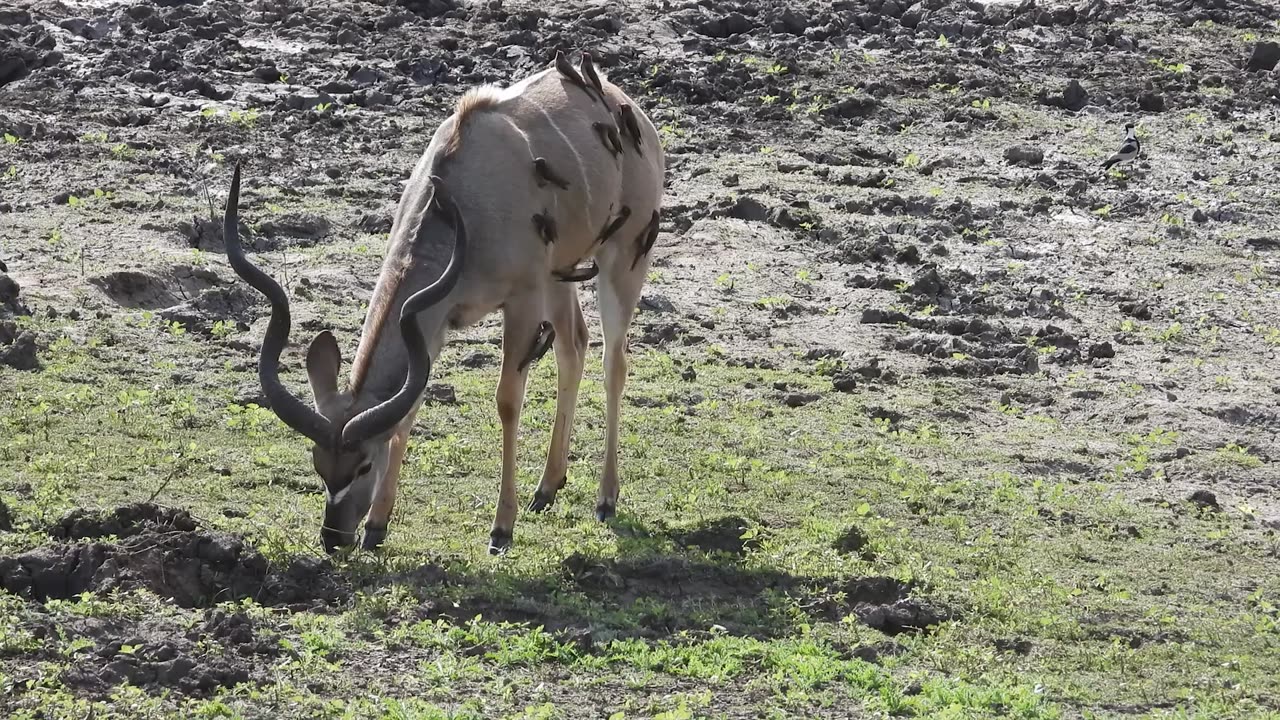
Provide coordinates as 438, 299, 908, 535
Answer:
305, 331, 343, 412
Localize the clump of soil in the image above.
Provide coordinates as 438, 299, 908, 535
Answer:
56, 606, 281, 698
50, 503, 197, 540
833, 524, 876, 561
559, 551, 949, 637
0, 271, 39, 371
668, 515, 763, 556
0, 503, 349, 609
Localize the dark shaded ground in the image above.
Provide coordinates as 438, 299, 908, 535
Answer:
0, 502, 948, 701
0, 503, 349, 608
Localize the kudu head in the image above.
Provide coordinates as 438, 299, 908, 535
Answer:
221, 164, 466, 552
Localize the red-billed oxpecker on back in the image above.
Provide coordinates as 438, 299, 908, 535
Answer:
222, 50, 666, 555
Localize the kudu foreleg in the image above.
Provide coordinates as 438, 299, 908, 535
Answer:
529, 285, 589, 513
490, 298, 551, 554
362, 423, 411, 550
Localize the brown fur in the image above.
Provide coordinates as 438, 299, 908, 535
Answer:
349, 252, 412, 395
350, 90, 499, 395
443, 88, 501, 160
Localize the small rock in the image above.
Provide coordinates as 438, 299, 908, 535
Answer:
681, 366, 696, 382
1062, 79, 1088, 111
1188, 489, 1219, 511
777, 9, 808, 34
128, 69, 161, 85
1087, 342, 1115, 359
253, 65, 281, 83
721, 196, 769, 222
1138, 92, 1165, 112
425, 383, 457, 405
822, 95, 879, 119
459, 351, 494, 368
697, 12, 753, 38
1192, 209, 1208, 223
0, 55, 28, 86
0, 273, 19, 305
0, 330, 40, 370
640, 294, 676, 314
1246, 41, 1280, 72
1119, 302, 1151, 320
0, 497, 12, 531
861, 308, 910, 324
0, 7, 32, 25
282, 91, 336, 111
257, 213, 332, 243
1004, 145, 1044, 166
356, 212, 392, 235
781, 392, 821, 408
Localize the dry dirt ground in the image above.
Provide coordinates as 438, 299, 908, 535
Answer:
2, 0, 1280, 718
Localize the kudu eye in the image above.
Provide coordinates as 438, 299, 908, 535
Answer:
356, 461, 373, 476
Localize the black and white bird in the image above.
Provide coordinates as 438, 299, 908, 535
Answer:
1101, 122, 1141, 171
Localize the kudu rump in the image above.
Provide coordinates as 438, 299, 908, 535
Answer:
223, 52, 665, 554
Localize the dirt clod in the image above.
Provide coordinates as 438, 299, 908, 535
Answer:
1188, 489, 1220, 511
833, 525, 875, 560
1246, 41, 1280, 72
0, 325, 39, 370
669, 516, 762, 556
1004, 145, 1045, 166
0, 503, 348, 608
1088, 342, 1116, 359
51, 503, 197, 540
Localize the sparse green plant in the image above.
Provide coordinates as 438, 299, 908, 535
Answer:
228, 108, 260, 127
1155, 322, 1183, 343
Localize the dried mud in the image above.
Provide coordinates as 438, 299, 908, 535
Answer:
2, 0, 1280, 710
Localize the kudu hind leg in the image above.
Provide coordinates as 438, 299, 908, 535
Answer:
490, 296, 550, 554
529, 285, 589, 512
594, 239, 653, 521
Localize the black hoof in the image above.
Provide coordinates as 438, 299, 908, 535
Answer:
362, 525, 387, 551
488, 528, 512, 555
595, 502, 616, 522
528, 489, 557, 512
